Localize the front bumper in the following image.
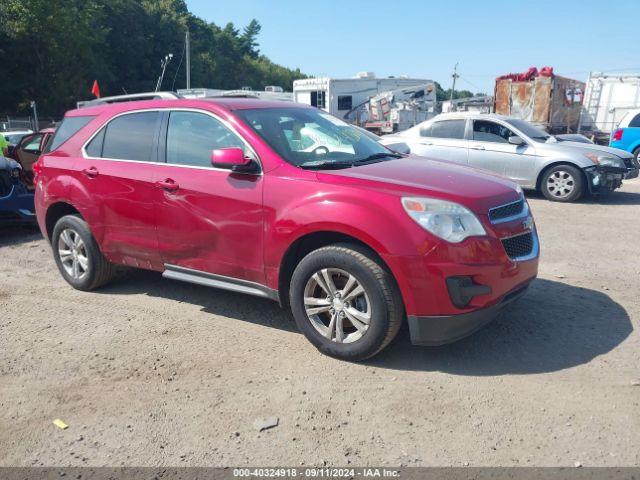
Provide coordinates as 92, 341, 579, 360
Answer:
585, 165, 638, 192
0, 183, 36, 225
407, 280, 532, 346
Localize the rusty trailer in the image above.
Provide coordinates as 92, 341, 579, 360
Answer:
494, 68, 585, 134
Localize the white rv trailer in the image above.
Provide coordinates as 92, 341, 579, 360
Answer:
293, 72, 436, 122
578, 72, 640, 142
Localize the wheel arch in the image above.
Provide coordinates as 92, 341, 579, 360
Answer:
45, 201, 83, 242
535, 161, 588, 191
277, 230, 399, 310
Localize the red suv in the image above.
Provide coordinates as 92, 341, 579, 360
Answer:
34, 99, 539, 360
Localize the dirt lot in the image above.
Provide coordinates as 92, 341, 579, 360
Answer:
1, 183, 639, 468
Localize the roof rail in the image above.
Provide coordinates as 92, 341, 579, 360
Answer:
76, 91, 181, 109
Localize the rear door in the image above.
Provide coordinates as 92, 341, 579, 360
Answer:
79, 110, 166, 269
468, 119, 537, 184
16, 132, 44, 181
154, 110, 265, 284
410, 119, 469, 165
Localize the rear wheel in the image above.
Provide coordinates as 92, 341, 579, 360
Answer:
289, 244, 403, 361
52, 214, 117, 291
541, 165, 584, 202
633, 147, 640, 164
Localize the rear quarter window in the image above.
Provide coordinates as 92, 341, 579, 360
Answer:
48, 116, 94, 152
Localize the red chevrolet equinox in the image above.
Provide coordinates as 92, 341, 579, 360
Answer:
34, 99, 539, 360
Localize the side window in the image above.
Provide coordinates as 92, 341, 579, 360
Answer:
310, 91, 326, 109
22, 134, 44, 152
472, 120, 515, 143
431, 120, 466, 139
337, 95, 353, 111
166, 111, 245, 168
49, 116, 94, 151
629, 114, 640, 128
85, 128, 106, 157
101, 112, 160, 161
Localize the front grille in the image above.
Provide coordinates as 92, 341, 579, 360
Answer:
0, 171, 12, 197
501, 232, 534, 260
488, 198, 524, 223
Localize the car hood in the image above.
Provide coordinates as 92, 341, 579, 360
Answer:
541, 140, 633, 159
316, 155, 521, 214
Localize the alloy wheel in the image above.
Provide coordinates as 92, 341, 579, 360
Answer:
58, 228, 89, 280
546, 170, 575, 199
303, 268, 371, 344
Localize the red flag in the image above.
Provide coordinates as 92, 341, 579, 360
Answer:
91, 80, 101, 98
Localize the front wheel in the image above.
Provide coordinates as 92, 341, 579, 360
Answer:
289, 244, 403, 361
541, 165, 584, 202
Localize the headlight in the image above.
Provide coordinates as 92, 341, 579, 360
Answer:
585, 153, 625, 168
401, 197, 486, 243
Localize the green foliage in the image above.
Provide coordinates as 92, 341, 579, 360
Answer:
434, 81, 475, 102
0, 0, 305, 117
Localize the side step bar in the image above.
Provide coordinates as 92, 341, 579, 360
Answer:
162, 264, 279, 302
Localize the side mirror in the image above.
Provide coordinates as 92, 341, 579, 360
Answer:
211, 147, 259, 174
508, 135, 525, 146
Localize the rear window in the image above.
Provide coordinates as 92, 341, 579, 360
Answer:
431, 120, 466, 139
98, 112, 160, 162
48, 116, 94, 152
629, 114, 640, 128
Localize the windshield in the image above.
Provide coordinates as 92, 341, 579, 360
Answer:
235, 107, 397, 168
503, 118, 553, 143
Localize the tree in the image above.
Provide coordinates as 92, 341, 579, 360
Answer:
0, 0, 304, 117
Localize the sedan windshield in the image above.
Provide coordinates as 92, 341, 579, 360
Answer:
503, 118, 553, 143
235, 107, 399, 169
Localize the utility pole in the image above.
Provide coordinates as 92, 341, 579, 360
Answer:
185, 30, 191, 90
155, 53, 173, 92
30, 101, 39, 132
450, 63, 460, 103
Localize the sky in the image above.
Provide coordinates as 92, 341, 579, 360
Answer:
185, 0, 640, 94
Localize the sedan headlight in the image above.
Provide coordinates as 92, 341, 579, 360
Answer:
585, 153, 625, 169
401, 197, 486, 243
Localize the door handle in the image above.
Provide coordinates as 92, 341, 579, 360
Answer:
420, 141, 433, 146
82, 166, 99, 178
471, 145, 485, 150
156, 178, 179, 192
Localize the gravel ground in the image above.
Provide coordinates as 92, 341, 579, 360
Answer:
1, 182, 639, 467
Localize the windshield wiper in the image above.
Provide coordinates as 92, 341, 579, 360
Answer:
299, 152, 402, 170
298, 160, 354, 170
354, 152, 403, 163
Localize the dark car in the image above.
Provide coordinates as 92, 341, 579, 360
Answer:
0, 156, 35, 226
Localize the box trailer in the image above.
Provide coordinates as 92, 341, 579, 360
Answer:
494, 67, 585, 134
577, 72, 640, 143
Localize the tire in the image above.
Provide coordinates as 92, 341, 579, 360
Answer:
633, 147, 640, 164
289, 243, 403, 361
51, 214, 117, 291
541, 164, 584, 202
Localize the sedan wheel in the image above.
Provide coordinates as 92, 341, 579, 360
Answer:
303, 268, 371, 344
57, 228, 89, 280
546, 170, 575, 199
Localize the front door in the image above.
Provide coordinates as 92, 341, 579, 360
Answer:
468, 119, 537, 184
16, 132, 44, 184
78, 110, 165, 269
154, 110, 264, 284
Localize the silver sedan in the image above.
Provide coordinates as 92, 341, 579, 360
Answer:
381, 113, 639, 202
